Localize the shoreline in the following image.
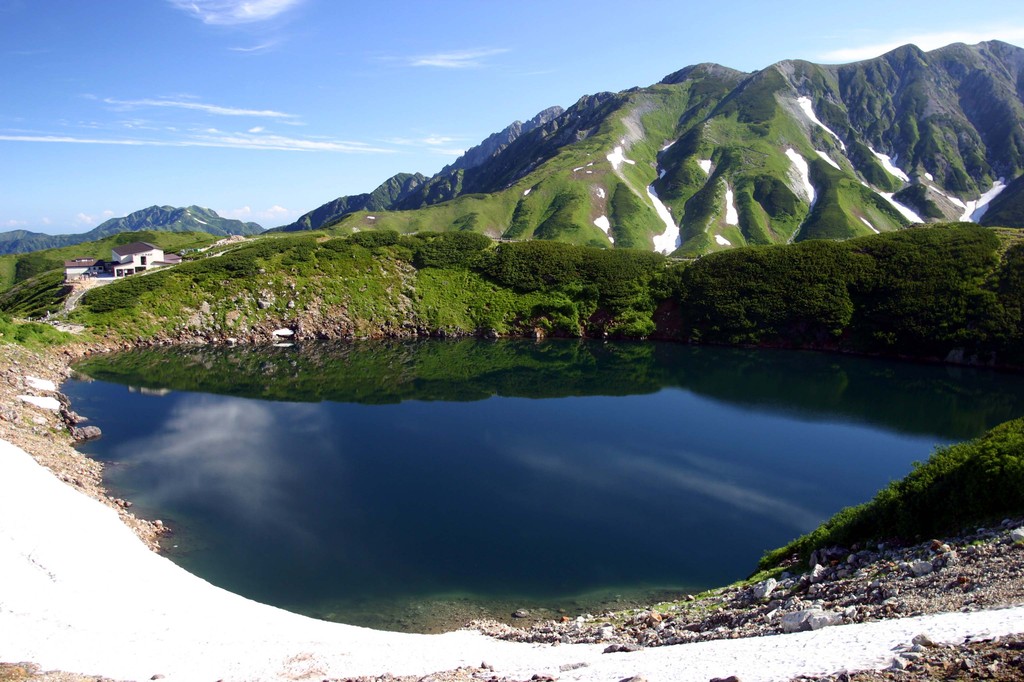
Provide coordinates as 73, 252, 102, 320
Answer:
2, 341, 1024, 681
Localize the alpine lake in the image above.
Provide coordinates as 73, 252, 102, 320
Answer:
63, 339, 1024, 632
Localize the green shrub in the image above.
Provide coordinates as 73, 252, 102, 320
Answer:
760, 417, 1024, 568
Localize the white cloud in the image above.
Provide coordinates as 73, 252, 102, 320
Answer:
104, 97, 297, 119
221, 205, 295, 223
0, 132, 395, 154
819, 28, 1024, 63
248, 126, 265, 133
229, 41, 280, 53
74, 212, 97, 226
167, 0, 303, 25
4, 219, 28, 228
409, 48, 508, 69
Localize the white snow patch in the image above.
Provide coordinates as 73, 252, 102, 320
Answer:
272, 328, 294, 337
18, 395, 61, 410
648, 183, 680, 255
698, 159, 712, 174
272, 342, 294, 348
586, 170, 593, 174
869, 148, 910, 183
724, 185, 739, 225
523, 188, 532, 196
366, 216, 376, 220
606, 146, 636, 171
816, 150, 841, 170
194, 218, 209, 225
859, 217, 880, 234
573, 166, 585, 172
2, 438, 1024, 682
879, 192, 925, 223
715, 234, 732, 246
593, 214, 612, 242
595, 187, 606, 199
661, 141, 676, 151
785, 149, 816, 205
961, 179, 1007, 222
796, 96, 846, 151
586, 162, 594, 167
25, 376, 56, 392
659, 169, 666, 180
925, 172, 934, 181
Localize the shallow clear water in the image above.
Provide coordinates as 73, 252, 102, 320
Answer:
63, 339, 1024, 631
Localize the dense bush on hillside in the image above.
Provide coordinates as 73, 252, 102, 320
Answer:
760, 416, 1024, 568
676, 224, 1023, 363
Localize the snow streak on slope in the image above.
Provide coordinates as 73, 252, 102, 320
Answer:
648, 183, 679, 254
724, 185, 739, 225
593, 215, 614, 243
785, 149, 815, 205
715, 235, 732, 246
816, 150, 841, 170
698, 159, 712, 174
860, 217, 880, 234
869, 148, 909, 183
796, 97, 846, 151
879, 192, 925, 223
961, 179, 1007, 222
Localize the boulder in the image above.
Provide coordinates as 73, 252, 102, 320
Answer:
751, 578, 777, 600
70, 425, 102, 441
780, 609, 841, 633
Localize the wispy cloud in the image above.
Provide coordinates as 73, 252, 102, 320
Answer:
0, 131, 395, 154
104, 97, 297, 119
221, 204, 294, 223
819, 27, 1024, 63
167, 0, 303, 25
228, 41, 280, 53
409, 47, 508, 69
384, 134, 465, 156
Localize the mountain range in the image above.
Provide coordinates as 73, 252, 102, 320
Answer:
276, 40, 1024, 255
0, 206, 263, 256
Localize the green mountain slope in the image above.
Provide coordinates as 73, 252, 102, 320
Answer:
0, 206, 263, 256
276, 41, 1024, 256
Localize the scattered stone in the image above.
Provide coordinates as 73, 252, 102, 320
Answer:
558, 661, 588, 671
710, 676, 741, 682
912, 633, 938, 648
910, 560, 934, 577
603, 642, 642, 653
751, 578, 777, 600
512, 609, 530, 619
1010, 527, 1024, 543
69, 425, 102, 442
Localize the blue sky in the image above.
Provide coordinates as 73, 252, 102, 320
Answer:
3, 0, 1024, 233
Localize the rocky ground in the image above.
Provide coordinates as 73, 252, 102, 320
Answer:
1, 341, 1023, 682
472, 519, 1024, 650
0, 342, 165, 550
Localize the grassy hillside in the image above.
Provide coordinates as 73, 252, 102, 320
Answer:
0, 230, 217, 293
760, 416, 1024, 568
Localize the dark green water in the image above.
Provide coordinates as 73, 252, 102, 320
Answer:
64, 339, 1024, 631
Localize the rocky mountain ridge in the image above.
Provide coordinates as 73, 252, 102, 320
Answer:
0, 205, 263, 256
277, 41, 1024, 255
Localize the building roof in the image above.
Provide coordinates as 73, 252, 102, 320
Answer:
63, 258, 99, 268
112, 241, 159, 256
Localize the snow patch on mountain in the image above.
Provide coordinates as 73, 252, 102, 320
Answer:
595, 187, 606, 199
869, 148, 910, 183
961, 179, 1006, 222
786, 149, 816, 206
879, 192, 925, 223
648, 183, 679, 255
816, 150, 841, 170
796, 97, 846, 151
715, 234, 732, 246
698, 159, 712, 174
725, 185, 739, 225
859, 217, 880, 234
593, 215, 613, 243
523, 188, 532, 196
606, 146, 636, 171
